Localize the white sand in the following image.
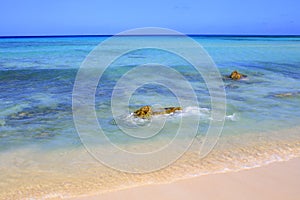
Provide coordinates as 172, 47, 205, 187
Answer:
72, 158, 300, 200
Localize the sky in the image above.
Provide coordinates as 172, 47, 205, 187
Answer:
0, 0, 299, 36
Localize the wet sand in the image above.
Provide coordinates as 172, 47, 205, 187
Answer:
72, 158, 300, 200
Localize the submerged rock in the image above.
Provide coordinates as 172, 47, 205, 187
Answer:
273, 91, 300, 98
229, 70, 247, 80
133, 106, 182, 118
7, 104, 70, 121
274, 93, 293, 98
9, 111, 34, 119
225, 84, 239, 89
34, 132, 55, 139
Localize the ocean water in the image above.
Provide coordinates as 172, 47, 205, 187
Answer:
0, 36, 300, 199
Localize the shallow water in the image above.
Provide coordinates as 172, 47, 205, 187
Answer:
0, 36, 300, 199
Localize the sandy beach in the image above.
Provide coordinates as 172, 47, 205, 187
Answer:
1, 1, 300, 199
72, 158, 300, 200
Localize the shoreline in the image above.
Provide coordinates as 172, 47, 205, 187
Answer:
1, 126, 300, 199
71, 158, 300, 200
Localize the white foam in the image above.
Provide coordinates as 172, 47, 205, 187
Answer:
114, 113, 152, 128
225, 113, 239, 121
112, 106, 213, 128
183, 106, 209, 114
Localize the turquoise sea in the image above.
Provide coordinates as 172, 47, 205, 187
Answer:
0, 36, 300, 199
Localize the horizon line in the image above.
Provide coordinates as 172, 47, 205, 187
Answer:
1, 34, 300, 39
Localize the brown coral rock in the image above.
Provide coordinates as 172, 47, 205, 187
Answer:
229, 70, 246, 80
134, 106, 182, 118
133, 105, 152, 119
162, 107, 182, 114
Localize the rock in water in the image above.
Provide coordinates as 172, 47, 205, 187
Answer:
162, 107, 182, 114
229, 70, 247, 80
133, 105, 152, 119
133, 106, 182, 118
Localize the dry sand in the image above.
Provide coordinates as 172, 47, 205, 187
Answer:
72, 158, 300, 200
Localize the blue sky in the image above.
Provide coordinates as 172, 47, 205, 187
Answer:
1, 0, 299, 36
